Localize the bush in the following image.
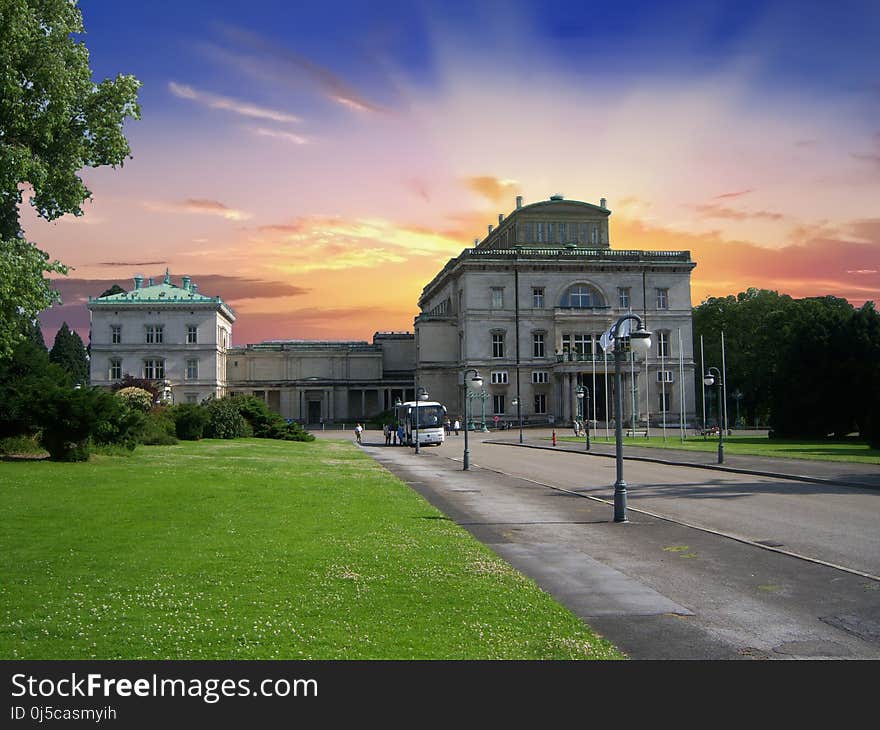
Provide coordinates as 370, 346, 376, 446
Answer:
0, 435, 45, 456
116, 386, 153, 413
173, 403, 209, 440
141, 407, 178, 445
203, 397, 248, 439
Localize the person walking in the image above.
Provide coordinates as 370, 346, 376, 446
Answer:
354, 423, 363, 444
383, 423, 391, 445
397, 423, 405, 446
453, 418, 460, 436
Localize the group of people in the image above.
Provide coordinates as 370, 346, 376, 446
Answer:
380, 422, 407, 446
443, 418, 462, 436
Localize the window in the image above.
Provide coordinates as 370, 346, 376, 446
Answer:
657, 330, 670, 358
657, 370, 674, 383
534, 394, 547, 414
548, 222, 556, 243
532, 287, 545, 308
490, 371, 508, 385
186, 359, 199, 380
143, 359, 165, 379
562, 333, 593, 356
558, 222, 567, 243
109, 359, 122, 380
658, 390, 669, 413
656, 288, 669, 310
145, 325, 164, 344
492, 394, 505, 415
591, 225, 599, 245
560, 284, 604, 308
536, 222, 545, 243
187, 325, 198, 344
491, 287, 504, 308
111, 325, 121, 344
532, 371, 549, 384
492, 332, 505, 358
617, 287, 630, 309
533, 333, 545, 358
578, 223, 588, 243
185, 393, 198, 404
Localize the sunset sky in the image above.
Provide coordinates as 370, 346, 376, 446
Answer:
23, 0, 880, 346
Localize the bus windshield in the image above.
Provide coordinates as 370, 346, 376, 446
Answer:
413, 405, 445, 428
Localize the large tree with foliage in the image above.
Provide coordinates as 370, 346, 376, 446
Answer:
0, 0, 140, 358
49, 321, 88, 384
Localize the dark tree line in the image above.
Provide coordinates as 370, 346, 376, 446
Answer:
693, 288, 880, 446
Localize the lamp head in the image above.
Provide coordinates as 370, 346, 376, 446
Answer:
418, 390, 429, 401
629, 327, 652, 354
703, 374, 715, 386
576, 386, 584, 399
467, 372, 483, 390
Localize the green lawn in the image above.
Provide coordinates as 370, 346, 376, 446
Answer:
0, 439, 622, 660
558, 434, 880, 464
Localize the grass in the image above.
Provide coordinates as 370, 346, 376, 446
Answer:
557, 434, 880, 464
0, 438, 623, 660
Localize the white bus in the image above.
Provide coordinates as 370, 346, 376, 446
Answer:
394, 400, 447, 447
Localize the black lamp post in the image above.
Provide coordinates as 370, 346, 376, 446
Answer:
703, 367, 724, 464
576, 385, 591, 451
462, 369, 483, 470
605, 314, 652, 523
511, 396, 524, 443
414, 386, 429, 454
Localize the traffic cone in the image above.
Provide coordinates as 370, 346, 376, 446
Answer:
552, 429, 557, 446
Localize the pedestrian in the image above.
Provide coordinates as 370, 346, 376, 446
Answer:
354, 422, 363, 444
453, 418, 460, 436
383, 423, 391, 445
573, 420, 581, 437
397, 423, 405, 445
392, 423, 398, 445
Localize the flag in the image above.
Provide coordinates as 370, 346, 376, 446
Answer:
599, 317, 632, 353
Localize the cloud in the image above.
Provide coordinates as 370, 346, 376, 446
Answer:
465, 176, 520, 204
168, 81, 302, 124
143, 199, 252, 221
207, 24, 387, 114
693, 202, 785, 221
98, 260, 167, 267
713, 189, 754, 200
249, 126, 309, 145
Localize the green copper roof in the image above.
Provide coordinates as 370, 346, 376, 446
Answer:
88, 272, 236, 320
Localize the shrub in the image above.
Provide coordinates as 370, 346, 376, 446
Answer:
0, 435, 45, 456
141, 407, 178, 445
173, 403, 209, 440
203, 397, 247, 439
116, 386, 153, 413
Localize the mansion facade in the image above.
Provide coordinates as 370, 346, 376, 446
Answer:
88, 194, 697, 427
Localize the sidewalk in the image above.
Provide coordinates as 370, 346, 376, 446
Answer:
484, 427, 880, 489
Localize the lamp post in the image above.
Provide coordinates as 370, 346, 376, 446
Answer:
576, 386, 590, 451
462, 369, 483, 470
479, 390, 490, 432
511, 397, 524, 443
414, 386, 429, 454
607, 314, 652, 523
732, 389, 743, 430
703, 367, 724, 464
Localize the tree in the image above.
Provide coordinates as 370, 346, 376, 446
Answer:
49, 322, 88, 385
99, 284, 125, 298
0, 0, 141, 357
0, 336, 69, 438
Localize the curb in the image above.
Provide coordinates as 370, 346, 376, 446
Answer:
482, 440, 880, 491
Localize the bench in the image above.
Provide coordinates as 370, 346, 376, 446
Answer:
626, 429, 648, 438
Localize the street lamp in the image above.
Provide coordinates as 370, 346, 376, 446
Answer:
607, 314, 652, 523
732, 389, 743, 430
576, 386, 590, 451
511, 396, 524, 443
478, 389, 490, 432
462, 369, 483, 470
703, 367, 724, 464
414, 386, 429, 454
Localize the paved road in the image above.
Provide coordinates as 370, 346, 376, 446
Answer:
319, 429, 880, 659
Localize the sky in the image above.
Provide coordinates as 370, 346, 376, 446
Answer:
22, 0, 880, 346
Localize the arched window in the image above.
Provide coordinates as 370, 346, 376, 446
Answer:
559, 284, 605, 308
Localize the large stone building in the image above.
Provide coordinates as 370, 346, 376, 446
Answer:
88, 270, 235, 403
415, 194, 698, 428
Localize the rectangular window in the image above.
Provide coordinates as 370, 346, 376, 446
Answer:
578, 223, 588, 243
490, 371, 508, 385
656, 288, 669, 310
617, 287, 630, 309
187, 325, 198, 344
657, 331, 670, 358
532, 287, 544, 308
186, 359, 199, 380
145, 325, 164, 344
111, 325, 121, 344
491, 287, 504, 308
536, 222, 545, 243
563, 333, 593, 357
109, 359, 122, 380
534, 394, 547, 414
143, 359, 165, 380
533, 333, 545, 358
492, 394, 505, 415
658, 389, 669, 413
548, 222, 556, 243
532, 371, 549, 384
492, 333, 505, 358
657, 370, 674, 383
558, 222, 567, 243
185, 393, 198, 404
591, 225, 599, 245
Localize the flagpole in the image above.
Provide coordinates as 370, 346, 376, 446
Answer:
630, 350, 636, 435
679, 328, 685, 441
592, 338, 597, 436
661, 347, 667, 441
700, 334, 706, 434
604, 350, 610, 440
721, 329, 729, 434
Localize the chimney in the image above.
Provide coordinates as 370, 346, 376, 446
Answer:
133, 274, 143, 290
488, 224, 494, 234
600, 197, 607, 209
192, 283, 199, 294
498, 213, 504, 225
182, 275, 191, 291
148, 277, 154, 287
516, 195, 523, 209
474, 238, 479, 246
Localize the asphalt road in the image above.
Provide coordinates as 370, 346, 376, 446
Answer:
320, 429, 880, 659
